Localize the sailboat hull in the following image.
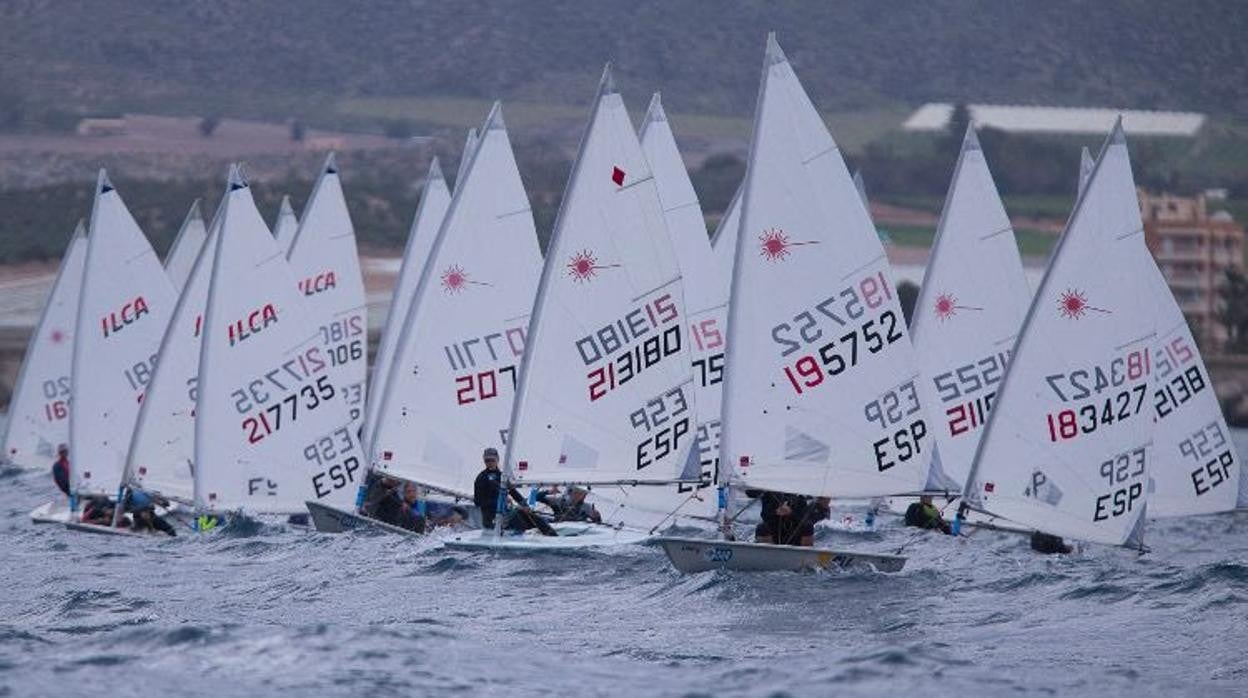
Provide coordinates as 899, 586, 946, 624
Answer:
305, 500, 424, 537
655, 536, 906, 574
444, 523, 650, 551
29, 500, 74, 524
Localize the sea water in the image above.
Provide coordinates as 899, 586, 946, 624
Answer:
0, 425, 1244, 696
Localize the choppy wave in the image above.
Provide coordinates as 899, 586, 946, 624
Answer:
0, 437, 1246, 696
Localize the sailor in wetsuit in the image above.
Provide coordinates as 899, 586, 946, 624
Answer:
51, 444, 71, 496
1030, 531, 1073, 555
751, 490, 817, 547
472, 447, 555, 535
540, 486, 602, 524
904, 495, 952, 534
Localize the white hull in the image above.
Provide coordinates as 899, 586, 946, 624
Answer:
444, 522, 650, 551
64, 520, 159, 537
655, 536, 907, 574
305, 500, 423, 537
29, 501, 73, 524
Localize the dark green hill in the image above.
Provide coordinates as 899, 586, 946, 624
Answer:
1, 0, 1245, 129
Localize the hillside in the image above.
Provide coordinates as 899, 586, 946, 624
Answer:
0, 0, 1245, 134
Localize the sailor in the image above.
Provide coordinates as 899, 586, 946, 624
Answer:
752, 490, 814, 547
541, 486, 602, 524
123, 488, 176, 536
369, 479, 407, 528
51, 444, 71, 496
1029, 531, 1073, 555
473, 447, 556, 535
904, 495, 952, 534
80, 495, 116, 526
360, 474, 400, 517
399, 481, 427, 533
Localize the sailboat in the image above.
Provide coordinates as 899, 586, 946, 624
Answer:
65, 172, 178, 534
908, 126, 1031, 497
447, 67, 701, 551
657, 34, 926, 573
955, 120, 1157, 549
163, 200, 209, 292
285, 154, 368, 436
359, 157, 453, 452
122, 186, 227, 508
272, 195, 299, 253
7, 223, 85, 523
311, 103, 542, 534
195, 166, 365, 516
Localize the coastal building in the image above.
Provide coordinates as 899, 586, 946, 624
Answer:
1140, 190, 1245, 349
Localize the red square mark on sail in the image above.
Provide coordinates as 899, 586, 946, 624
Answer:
383, 451, 393, 461
518, 460, 529, 471
984, 482, 995, 493
611, 166, 625, 186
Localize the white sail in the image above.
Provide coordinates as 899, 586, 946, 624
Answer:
1078, 147, 1095, 195
639, 93, 723, 504
1, 223, 86, 468
361, 159, 452, 450
70, 172, 177, 495
164, 201, 208, 292
507, 67, 699, 489
125, 198, 222, 502
963, 120, 1156, 547
709, 186, 742, 282
195, 168, 364, 513
272, 195, 299, 253
286, 154, 369, 435
721, 35, 930, 498
910, 126, 1031, 493
372, 104, 542, 497
454, 127, 480, 192
852, 170, 871, 219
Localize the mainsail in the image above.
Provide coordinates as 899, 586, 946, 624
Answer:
963, 120, 1157, 547
195, 167, 364, 513
639, 92, 722, 500
1, 222, 86, 468
272, 195, 300, 253
164, 200, 208, 292
125, 194, 223, 502
507, 66, 699, 489
285, 154, 369, 435
371, 103, 542, 497
709, 186, 742, 281
70, 172, 177, 495
721, 34, 930, 498
361, 158, 452, 450
454, 127, 480, 192
1089, 156, 1243, 517
910, 126, 1031, 493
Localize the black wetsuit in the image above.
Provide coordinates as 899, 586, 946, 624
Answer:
51, 457, 70, 496
1030, 531, 1073, 555
904, 502, 952, 534
371, 490, 406, 528
753, 491, 812, 546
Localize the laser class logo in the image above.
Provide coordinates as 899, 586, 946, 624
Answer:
758, 228, 818, 261
933, 292, 983, 322
440, 265, 490, 294
1057, 288, 1110, 319
566, 249, 619, 283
